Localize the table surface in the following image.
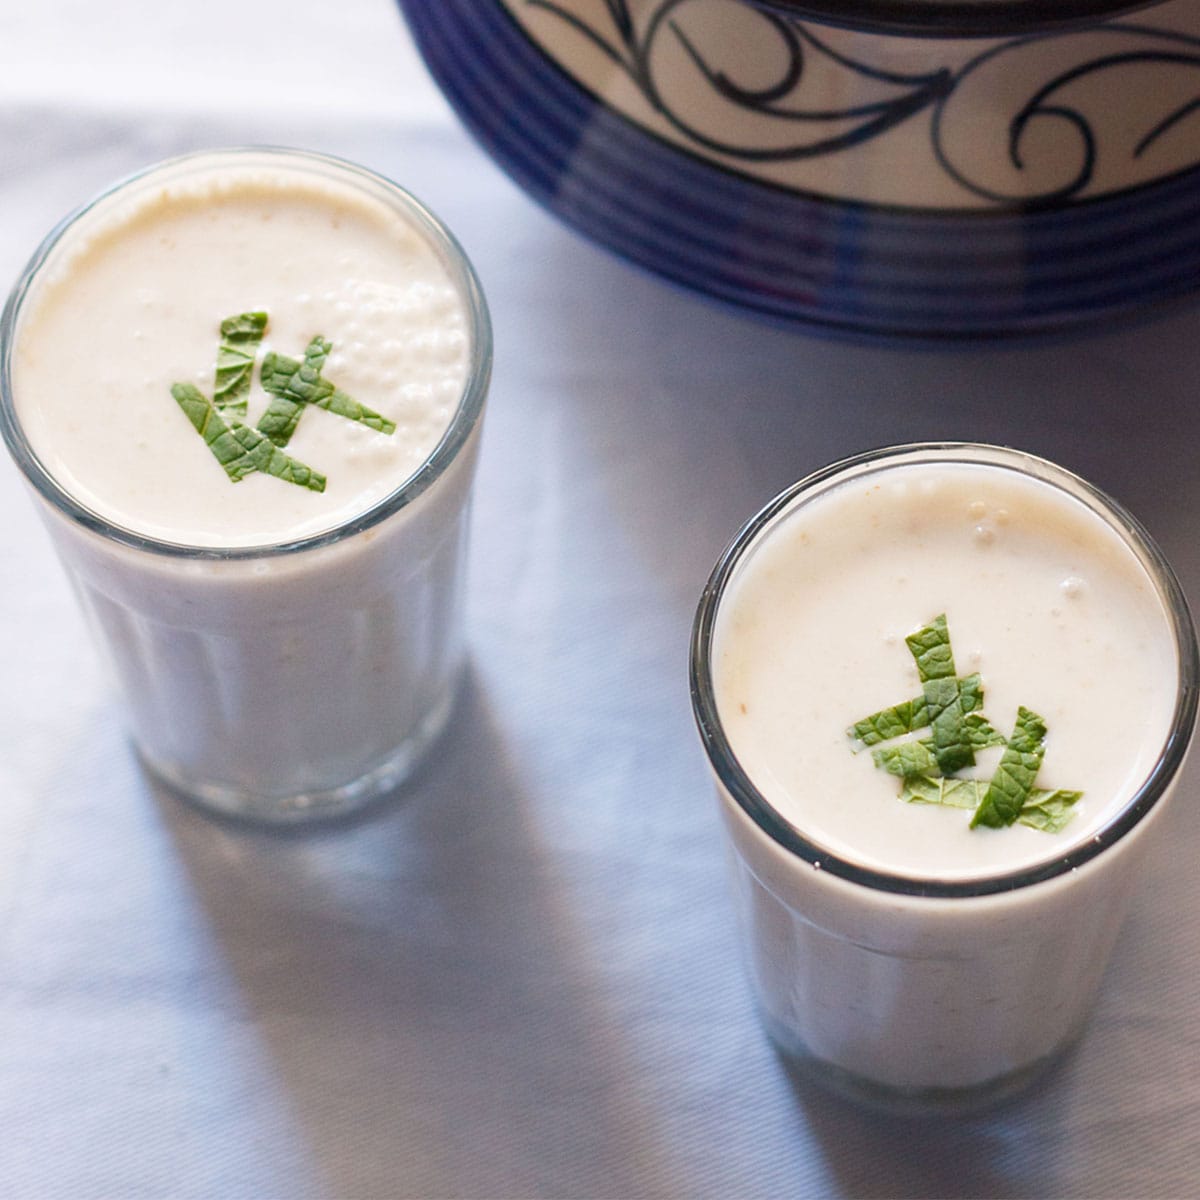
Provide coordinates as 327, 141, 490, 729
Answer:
3, 3, 1199, 1197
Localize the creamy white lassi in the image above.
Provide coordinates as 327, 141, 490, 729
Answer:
1, 149, 491, 821
13, 155, 470, 547
692, 444, 1196, 1103
714, 457, 1176, 880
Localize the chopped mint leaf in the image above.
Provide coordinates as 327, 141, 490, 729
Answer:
970, 706, 1048, 829
848, 695, 929, 748
1015, 788, 1083, 833
926, 675, 973, 772
852, 616, 1081, 836
905, 613, 957, 681
849, 676, 1008, 748
259, 335, 396, 446
906, 615, 975, 775
848, 672, 1000, 750
873, 740, 938, 778
228, 423, 326, 493
172, 381, 324, 492
866, 672, 1002, 779
899, 775, 982, 810
172, 382, 259, 482
962, 711, 1006, 751
314, 384, 397, 435
873, 714, 1006, 779
213, 311, 267, 417
958, 673, 985, 718
258, 336, 332, 446
901, 775, 1081, 832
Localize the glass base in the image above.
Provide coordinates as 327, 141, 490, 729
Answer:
137, 679, 459, 826
762, 1011, 1074, 1116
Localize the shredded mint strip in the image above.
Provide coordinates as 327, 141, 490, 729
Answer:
259, 336, 396, 446
172, 382, 260, 482
900, 775, 984, 810
258, 337, 331, 446
852, 615, 1083, 835
962, 711, 1006, 751
873, 741, 939, 778
849, 695, 929, 748
228, 423, 326, 493
171, 382, 325, 492
900, 775, 1081, 833
213, 312, 268, 417
848, 672, 996, 749
316, 384, 396, 433
906, 614, 975, 776
872, 712, 1005, 778
970, 706, 1048, 829
1016, 788, 1084, 834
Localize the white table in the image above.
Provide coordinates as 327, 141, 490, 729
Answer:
2, 3, 1198, 1196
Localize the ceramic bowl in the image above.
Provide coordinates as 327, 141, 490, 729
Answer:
400, 0, 1200, 338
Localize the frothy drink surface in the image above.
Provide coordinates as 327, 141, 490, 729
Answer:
713, 461, 1177, 881
13, 160, 469, 547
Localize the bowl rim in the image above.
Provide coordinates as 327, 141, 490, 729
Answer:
752, 0, 1160, 38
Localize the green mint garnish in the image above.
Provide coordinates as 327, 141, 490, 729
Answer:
961, 710, 1006, 751
872, 712, 1005, 778
900, 776, 1082, 833
850, 673, 1001, 754
259, 336, 396, 447
899, 775, 983, 810
171, 312, 396, 492
171, 382, 261, 483
906, 614, 975, 776
849, 695, 930, 748
213, 311, 268, 417
970, 706, 1048, 829
873, 740, 939, 778
227, 422, 326, 493
171, 383, 325, 492
849, 616, 1082, 834
1015, 787, 1085, 834
258, 336, 331, 446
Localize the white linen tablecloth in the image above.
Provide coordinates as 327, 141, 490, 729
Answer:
2, 3, 1199, 1196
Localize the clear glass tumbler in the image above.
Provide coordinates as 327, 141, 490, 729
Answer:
690, 443, 1198, 1109
0, 148, 492, 823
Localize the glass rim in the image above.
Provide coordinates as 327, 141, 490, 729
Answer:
0, 145, 493, 562
689, 441, 1199, 900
